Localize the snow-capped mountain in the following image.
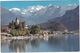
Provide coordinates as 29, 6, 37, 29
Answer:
1, 7, 25, 25
9, 8, 20, 11
1, 4, 78, 25
9, 4, 77, 17
9, 5, 46, 17
9, 8, 21, 15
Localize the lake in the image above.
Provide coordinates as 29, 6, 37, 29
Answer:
1, 34, 79, 52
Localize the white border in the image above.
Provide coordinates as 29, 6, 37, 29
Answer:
79, 0, 80, 52
0, 0, 80, 53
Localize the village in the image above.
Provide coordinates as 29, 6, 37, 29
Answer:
1, 17, 75, 40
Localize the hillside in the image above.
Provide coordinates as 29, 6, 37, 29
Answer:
8, 4, 77, 25
40, 22, 67, 31
1, 4, 78, 26
49, 6, 79, 31
1, 7, 26, 25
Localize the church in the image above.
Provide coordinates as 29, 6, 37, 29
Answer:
8, 17, 28, 30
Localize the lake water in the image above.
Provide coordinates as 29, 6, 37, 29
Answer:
1, 34, 79, 52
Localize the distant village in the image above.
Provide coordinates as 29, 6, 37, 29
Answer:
1, 17, 74, 37
1, 17, 40, 36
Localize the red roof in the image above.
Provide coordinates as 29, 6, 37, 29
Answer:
1, 27, 11, 30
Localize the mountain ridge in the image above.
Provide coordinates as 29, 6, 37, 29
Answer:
1, 7, 26, 25
48, 6, 79, 31
1, 4, 78, 26
8, 4, 78, 25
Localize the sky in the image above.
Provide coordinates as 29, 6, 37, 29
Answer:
1, 1, 79, 9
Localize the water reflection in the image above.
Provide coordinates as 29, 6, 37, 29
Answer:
48, 37, 64, 46
1, 34, 79, 52
43, 36, 49, 42
31, 39, 40, 48
9, 39, 27, 52
8, 39, 40, 52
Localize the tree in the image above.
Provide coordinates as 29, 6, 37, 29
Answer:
10, 30, 19, 36
30, 25, 40, 34
8, 22, 12, 28
10, 30, 16, 36
10, 30, 14, 36
15, 31, 19, 36
23, 21, 26, 30
11, 20, 15, 29
18, 30, 22, 36
22, 31, 26, 35
14, 22, 19, 29
24, 29, 30, 34
19, 23, 23, 30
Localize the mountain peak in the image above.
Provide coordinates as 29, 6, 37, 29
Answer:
68, 4, 78, 6
49, 4, 54, 6
27, 5, 45, 11
1, 4, 78, 25
9, 8, 21, 11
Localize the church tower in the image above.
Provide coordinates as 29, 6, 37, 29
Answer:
16, 17, 19, 25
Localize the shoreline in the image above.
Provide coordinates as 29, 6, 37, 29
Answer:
1, 34, 52, 40
1, 33, 79, 40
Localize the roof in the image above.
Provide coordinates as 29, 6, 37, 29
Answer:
1, 27, 11, 30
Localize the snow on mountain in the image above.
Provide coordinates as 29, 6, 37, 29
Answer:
7, 4, 78, 25
27, 5, 46, 12
9, 8, 20, 11
9, 5, 46, 16
9, 5, 46, 18
9, 4, 77, 17
1, 7, 25, 25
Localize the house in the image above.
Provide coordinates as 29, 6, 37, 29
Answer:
40, 30, 49, 36
1, 26, 11, 33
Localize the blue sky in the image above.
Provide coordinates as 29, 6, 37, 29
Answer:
1, 1, 79, 9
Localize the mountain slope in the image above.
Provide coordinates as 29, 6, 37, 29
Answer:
1, 7, 25, 25
49, 6, 79, 31
40, 22, 67, 31
9, 4, 78, 25
1, 4, 78, 25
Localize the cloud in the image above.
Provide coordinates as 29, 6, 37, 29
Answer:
1, 0, 79, 1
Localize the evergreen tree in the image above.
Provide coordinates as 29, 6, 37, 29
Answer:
23, 21, 26, 30
15, 22, 19, 29
30, 25, 40, 34
19, 23, 23, 30
11, 20, 14, 29
8, 22, 11, 28
24, 29, 30, 34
